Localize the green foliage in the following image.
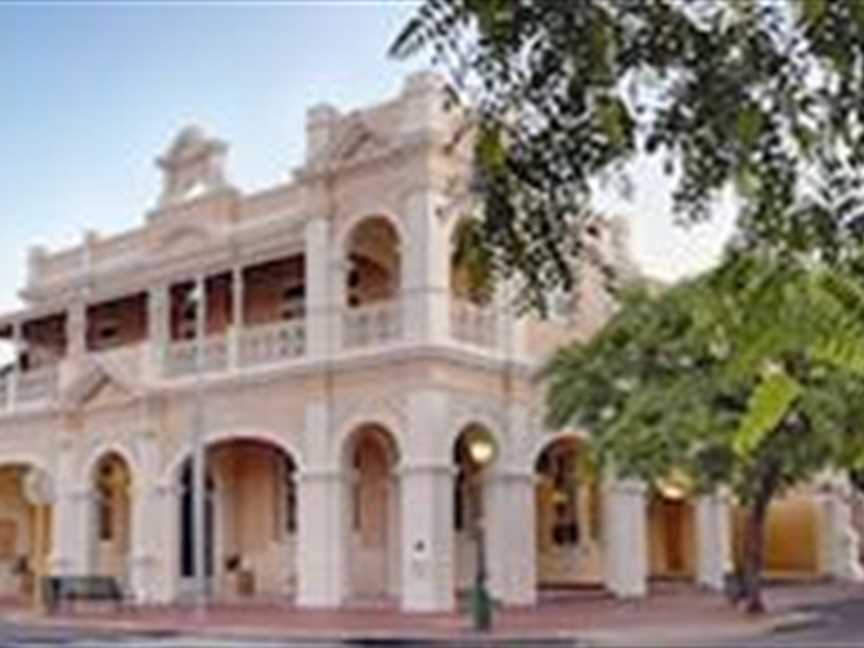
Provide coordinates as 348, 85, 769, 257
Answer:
451, 217, 495, 303
543, 254, 864, 505
392, 0, 864, 311
733, 371, 801, 457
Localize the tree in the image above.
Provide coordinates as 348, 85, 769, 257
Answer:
392, 1, 864, 311
543, 253, 864, 613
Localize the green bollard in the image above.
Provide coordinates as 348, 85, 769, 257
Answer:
471, 581, 493, 631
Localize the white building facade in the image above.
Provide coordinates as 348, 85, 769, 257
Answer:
0, 73, 858, 611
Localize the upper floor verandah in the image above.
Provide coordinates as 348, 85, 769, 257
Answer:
0, 71, 619, 414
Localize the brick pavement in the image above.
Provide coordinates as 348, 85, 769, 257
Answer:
2, 581, 861, 644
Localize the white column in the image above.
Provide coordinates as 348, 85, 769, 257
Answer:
402, 189, 449, 345
129, 431, 160, 602
486, 470, 537, 606
819, 480, 864, 581
695, 492, 732, 590
148, 483, 182, 603
399, 389, 455, 612
49, 440, 90, 576
66, 301, 87, 358
399, 465, 455, 611
50, 491, 92, 577
304, 217, 332, 358
147, 285, 168, 379
296, 399, 344, 607
296, 470, 344, 607
229, 266, 244, 369
603, 478, 648, 598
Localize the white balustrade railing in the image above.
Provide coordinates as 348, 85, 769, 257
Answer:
239, 320, 305, 367
16, 366, 58, 404
450, 298, 499, 348
164, 335, 228, 377
342, 301, 403, 349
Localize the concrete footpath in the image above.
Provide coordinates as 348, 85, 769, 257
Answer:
1, 581, 856, 646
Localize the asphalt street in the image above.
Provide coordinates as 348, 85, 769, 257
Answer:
725, 597, 864, 647
1, 601, 864, 647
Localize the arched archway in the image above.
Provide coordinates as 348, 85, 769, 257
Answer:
342, 217, 402, 348
450, 218, 494, 306
90, 452, 132, 585
0, 463, 52, 599
177, 438, 299, 600
343, 423, 400, 600
178, 458, 215, 592
648, 474, 696, 581
534, 437, 603, 588
449, 219, 498, 347
344, 216, 401, 308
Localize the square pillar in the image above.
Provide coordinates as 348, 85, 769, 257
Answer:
304, 217, 333, 358
66, 301, 86, 358
296, 470, 345, 607
603, 478, 648, 598
129, 431, 161, 603
695, 492, 732, 590
402, 190, 449, 345
147, 483, 182, 604
147, 285, 168, 379
49, 440, 91, 576
819, 480, 864, 582
399, 388, 455, 612
486, 470, 537, 606
296, 400, 344, 607
399, 465, 455, 611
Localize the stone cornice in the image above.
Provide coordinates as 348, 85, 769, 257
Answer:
148, 341, 536, 401
18, 214, 308, 310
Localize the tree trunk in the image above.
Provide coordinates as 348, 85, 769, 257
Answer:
741, 492, 771, 614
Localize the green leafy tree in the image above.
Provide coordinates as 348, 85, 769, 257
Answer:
544, 254, 864, 613
392, 1, 864, 310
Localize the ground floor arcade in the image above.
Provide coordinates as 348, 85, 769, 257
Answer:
0, 431, 858, 611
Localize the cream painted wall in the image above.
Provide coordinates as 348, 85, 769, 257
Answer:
732, 494, 820, 576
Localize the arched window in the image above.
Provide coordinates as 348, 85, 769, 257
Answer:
344, 217, 401, 307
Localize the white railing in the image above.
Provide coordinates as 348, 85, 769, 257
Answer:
16, 366, 58, 404
450, 298, 499, 348
164, 335, 228, 377
342, 301, 403, 349
239, 320, 305, 367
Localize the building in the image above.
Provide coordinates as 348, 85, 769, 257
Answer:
0, 72, 858, 612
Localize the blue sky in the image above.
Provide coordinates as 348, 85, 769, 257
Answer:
0, 1, 732, 312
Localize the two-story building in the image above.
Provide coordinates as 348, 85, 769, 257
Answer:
0, 72, 858, 612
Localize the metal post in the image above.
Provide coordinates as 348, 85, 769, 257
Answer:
471, 471, 492, 631
191, 276, 208, 614
32, 503, 45, 612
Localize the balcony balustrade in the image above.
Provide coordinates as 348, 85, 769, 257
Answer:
164, 335, 229, 377
0, 290, 519, 416
450, 298, 499, 349
238, 320, 305, 367
342, 301, 403, 350
15, 366, 58, 406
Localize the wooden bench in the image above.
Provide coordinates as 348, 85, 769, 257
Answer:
42, 575, 130, 613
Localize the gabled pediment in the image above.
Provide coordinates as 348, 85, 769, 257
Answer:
152, 223, 214, 259
327, 119, 391, 164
